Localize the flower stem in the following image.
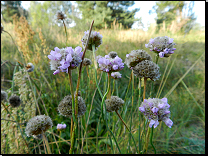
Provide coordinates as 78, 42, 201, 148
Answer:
63, 20, 67, 46
42, 132, 52, 154
115, 110, 139, 153
70, 20, 94, 154
150, 126, 156, 154
92, 44, 103, 98
143, 77, 147, 101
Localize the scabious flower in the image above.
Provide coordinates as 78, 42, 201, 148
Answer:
145, 36, 176, 58
111, 72, 122, 79
82, 58, 92, 66
81, 30, 103, 51
97, 54, 124, 73
57, 123, 67, 130
9, 95, 21, 108
48, 46, 83, 75
26, 63, 34, 72
58, 94, 86, 118
105, 96, 124, 112
125, 49, 152, 68
132, 60, 160, 81
1, 90, 8, 102
25, 115, 53, 137
139, 97, 173, 128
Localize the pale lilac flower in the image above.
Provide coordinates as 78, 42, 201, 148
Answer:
145, 36, 176, 58
97, 54, 124, 73
111, 72, 122, 79
57, 123, 67, 130
48, 46, 83, 75
139, 97, 173, 128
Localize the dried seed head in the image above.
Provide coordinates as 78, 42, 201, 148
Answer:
108, 51, 118, 59
1, 90, 8, 102
105, 96, 124, 112
9, 95, 21, 108
125, 49, 152, 68
81, 30, 103, 51
58, 95, 86, 118
132, 60, 160, 81
25, 115, 53, 137
56, 11, 66, 20
83, 58, 92, 66
26, 63, 34, 72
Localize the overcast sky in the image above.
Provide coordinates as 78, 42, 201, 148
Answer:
21, 1, 205, 31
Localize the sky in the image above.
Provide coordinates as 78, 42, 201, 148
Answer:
21, 1, 205, 31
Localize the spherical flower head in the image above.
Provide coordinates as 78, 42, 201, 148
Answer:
26, 62, 34, 72
1, 90, 8, 102
132, 60, 160, 81
57, 123, 67, 130
105, 96, 124, 112
56, 11, 66, 20
25, 115, 53, 137
9, 94, 21, 108
83, 58, 92, 66
58, 94, 86, 118
108, 51, 118, 59
145, 36, 176, 58
125, 49, 152, 68
48, 46, 83, 75
111, 72, 122, 79
81, 30, 103, 51
139, 97, 173, 128
97, 54, 124, 73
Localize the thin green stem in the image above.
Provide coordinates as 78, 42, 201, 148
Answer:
92, 44, 103, 98
138, 77, 142, 153
63, 20, 67, 46
150, 126, 156, 154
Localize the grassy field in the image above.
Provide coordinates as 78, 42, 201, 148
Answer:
1, 17, 205, 154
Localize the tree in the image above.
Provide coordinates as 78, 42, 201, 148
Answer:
149, 1, 196, 33
1, 1, 28, 23
28, 1, 72, 28
76, 1, 140, 29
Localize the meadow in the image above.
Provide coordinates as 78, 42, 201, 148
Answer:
1, 15, 205, 154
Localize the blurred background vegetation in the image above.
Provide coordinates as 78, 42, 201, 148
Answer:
1, 1, 205, 154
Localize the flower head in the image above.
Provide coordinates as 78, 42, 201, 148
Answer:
48, 46, 83, 75
125, 49, 152, 68
108, 51, 118, 59
139, 97, 173, 128
82, 58, 92, 66
25, 115, 53, 137
1, 90, 8, 102
33, 134, 43, 140
145, 36, 176, 58
9, 95, 21, 108
81, 30, 103, 51
58, 94, 86, 118
57, 123, 67, 130
54, 11, 71, 27
105, 96, 124, 112
97, 54, 124, 73
132, 60, 160, 81
111, 72, 122, 79
26, 63, 34, 72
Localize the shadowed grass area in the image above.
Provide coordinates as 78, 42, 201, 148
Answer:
1, 20, 204, 154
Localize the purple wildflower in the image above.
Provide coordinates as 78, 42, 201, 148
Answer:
57, 123, 67, 130
139, 97, 173, 128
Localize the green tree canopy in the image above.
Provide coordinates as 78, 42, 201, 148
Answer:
1, 1, 28, 23
76, 1, 140, 29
